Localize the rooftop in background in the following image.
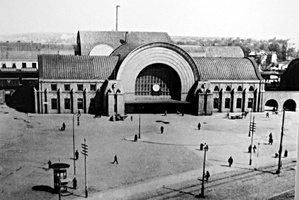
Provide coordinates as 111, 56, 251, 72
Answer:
180, 45, 244, 58
77, 31, 172, 55
0, 42, 75, 60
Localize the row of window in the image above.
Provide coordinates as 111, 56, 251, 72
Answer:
1, 63, 37, 69
51, 98, 84, 110
214, 85, 255, 92
213, 98, 254, 109
50, 84, 97, 91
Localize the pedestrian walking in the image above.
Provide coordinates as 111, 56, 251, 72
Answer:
269, 133, 273, 145
60, 123, 66, 131
72, 177, 77, 189
284, 149, 288, 157
205, 171, 210, 181
248, 145, 252, 153
75, 150, 79, 160
269, 137, 273, 145
198, 122, 201, 130
160, 126, 164, 134
131, 116, 133, 121
112, 155, 118, 164
228, 156, 233, 167
253, 145, 257, 153
266, 112, 269, 118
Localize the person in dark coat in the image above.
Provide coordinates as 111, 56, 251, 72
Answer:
269, 133, 273, 145
228, 156, 233, 167
160, 126, 164, 134
73, 177, 77, 189
198, 123, 201, 130
112, 155, 118, 164
205, 171, 210, 181
75, 150, 79, 160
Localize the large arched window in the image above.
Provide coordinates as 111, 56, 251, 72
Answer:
249, 86, 254, 91
237, 86, 243, 91
135, 64, 181, 100
226, 86, 231, 91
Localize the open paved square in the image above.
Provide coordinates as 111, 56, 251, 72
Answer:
0, 104, 298, 200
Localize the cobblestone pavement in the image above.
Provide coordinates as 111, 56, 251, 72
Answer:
0, 104, 298, 200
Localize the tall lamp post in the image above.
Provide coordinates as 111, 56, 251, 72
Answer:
116, 5, 120, 31
200, 144, 208, 197
72, 111, 80, 175
276, 108, 286, 174
138, 114, 141, 139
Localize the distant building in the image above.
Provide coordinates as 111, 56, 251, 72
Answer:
0, 41, 75, 101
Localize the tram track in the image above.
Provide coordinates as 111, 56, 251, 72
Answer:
142, 159, 296, 200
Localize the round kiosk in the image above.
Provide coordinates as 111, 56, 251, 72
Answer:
51, 163, 71, 193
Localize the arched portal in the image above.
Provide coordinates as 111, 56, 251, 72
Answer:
265, 99, 278, 111
283, 99, 296, 111
135, 64, 181, 100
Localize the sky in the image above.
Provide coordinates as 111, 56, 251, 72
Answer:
1, 0, 299, 39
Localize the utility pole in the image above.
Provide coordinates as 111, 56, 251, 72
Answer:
81, 138, 89, 198
249, 116, 256, 165
116, 5, 120, 31
248, 109, 253, 137
277, 109, 285, 174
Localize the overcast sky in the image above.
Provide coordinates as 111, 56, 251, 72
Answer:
1, 0, 299, 39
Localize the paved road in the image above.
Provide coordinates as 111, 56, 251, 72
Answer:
129, 159, 296, 200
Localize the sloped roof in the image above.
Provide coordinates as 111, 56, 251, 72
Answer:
193, 57, 262, 80
179, 45, 244, 58
38, 55, 118, 80
0, 42, 75, 60
77, 31, 172, 55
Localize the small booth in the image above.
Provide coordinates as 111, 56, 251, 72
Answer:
51, 163, 71, 193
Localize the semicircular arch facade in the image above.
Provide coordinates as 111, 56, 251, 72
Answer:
116, 42, 200, 101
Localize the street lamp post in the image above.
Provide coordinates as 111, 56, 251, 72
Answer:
200, 145, 208, 197
72, 111, 80, 175
277, 108, 285, 174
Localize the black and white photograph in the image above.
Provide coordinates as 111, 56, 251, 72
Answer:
0, 0, 299, 199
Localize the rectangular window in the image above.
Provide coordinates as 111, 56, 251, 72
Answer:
236, 98, 242, 108
213, 98, 219, 109
51, 99, 57, 110
64, 98, 70, 109
22, 63, 26, 68
77, 98, 83, 110
248, 98, 253, 108
51, 84, 57, 91
77, 84, 83, 91
64, 84, 70, 91
90, 84, 96, 91
32, 63, 37, 68
225, 98, 230, 109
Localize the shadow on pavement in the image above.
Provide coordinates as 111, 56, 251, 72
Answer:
142, 141, 198, 146
155, 120, 170, 124
32, 185, 55, 194
163, 186, 197, 197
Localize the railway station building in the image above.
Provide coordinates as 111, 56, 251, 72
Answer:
34, 31, 265, 116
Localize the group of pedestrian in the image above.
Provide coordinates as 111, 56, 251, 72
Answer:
248, 145, 257, 153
